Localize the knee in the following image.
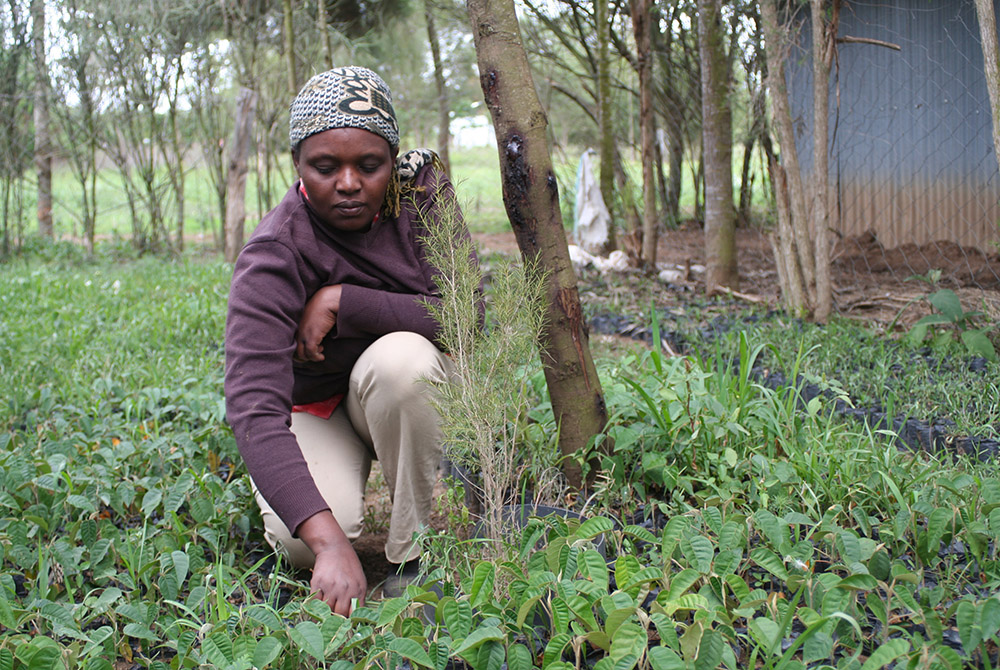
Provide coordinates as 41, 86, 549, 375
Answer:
352, 332, 449, 400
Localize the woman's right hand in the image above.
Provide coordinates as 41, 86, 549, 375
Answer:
296, 285, 342, 362
297, 510, 366, 616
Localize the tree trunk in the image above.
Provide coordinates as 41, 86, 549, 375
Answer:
760, 0, 835, 319
318, 0, 334, 70
632, 0, 658, 268
224, 89, 257, 263
31, 0, 52, 238
596, 0, 617, 252
698, 0, 738, 291
425, 0, 451, 173
467, 0, 608, 488
810, 0, 835, 321
283, 0, 297, 96
975, 0, 1000, 170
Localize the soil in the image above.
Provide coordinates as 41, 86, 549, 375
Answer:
475, 225, 1000, 328
349, 225, 1000, 597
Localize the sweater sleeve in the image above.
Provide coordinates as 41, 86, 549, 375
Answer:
224, 239, 330, 536
335, 286, 440, 341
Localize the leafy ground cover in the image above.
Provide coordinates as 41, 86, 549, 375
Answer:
2, 243, 1000, 669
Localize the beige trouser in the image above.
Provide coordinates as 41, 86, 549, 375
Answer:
252, 331, 450, 567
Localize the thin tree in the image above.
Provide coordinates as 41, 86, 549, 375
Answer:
284, 0, 298, 95
31, 0, 52, 238
759, 0, 835, 319
698, 0, 739, 291
596, 0, 617, 252
467, 0, 608, 488
975, 0, 1000, 170
224, 88, 257, 263
425, 0, 451, 173
51, 0, 99, 253
1, 0, 31, 255
317, 0, 334, 69
631, 0, 657, 267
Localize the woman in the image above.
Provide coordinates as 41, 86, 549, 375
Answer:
225, 66, 471, 615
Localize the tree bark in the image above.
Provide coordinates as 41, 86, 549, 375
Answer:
810, 0, 835, 321
224, 89, 257, 263
283, 0, 298, 96
760, 0, 835, 319
632, 0, 658, 267
318, 0, 334, 70
467, 0, 608, 488
698, 0, 738, 290
425, 0, 451, 173
31, 0, 52, 238
596, 0, 617, 252
975, 0, 1000, 171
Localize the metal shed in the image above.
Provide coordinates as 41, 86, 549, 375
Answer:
789, 0, 1000, 252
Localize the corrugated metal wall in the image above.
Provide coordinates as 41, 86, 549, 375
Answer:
790, 0, 1000, 251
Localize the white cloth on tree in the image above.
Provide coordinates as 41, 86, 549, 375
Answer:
573, 149, 611, 254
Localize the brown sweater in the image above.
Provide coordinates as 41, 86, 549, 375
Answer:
225, 163, 459, 536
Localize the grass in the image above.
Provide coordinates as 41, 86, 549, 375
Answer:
3, 246, 1000, 667
11, 144, 773, 246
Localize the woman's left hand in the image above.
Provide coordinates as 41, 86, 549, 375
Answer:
296, 285, 342, 362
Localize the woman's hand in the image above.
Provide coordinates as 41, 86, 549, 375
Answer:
297, 510, 366, 616
296, 285, 342, 362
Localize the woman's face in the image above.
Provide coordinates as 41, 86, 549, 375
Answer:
293, 127, 396, 233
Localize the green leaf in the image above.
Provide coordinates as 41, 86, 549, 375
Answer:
929, 289, 963, 322
611, 622, 646, 662
289, 621, 325, 661
680, 534, 714, 574
836, 574, 877, 591
252, 636, 283, 669
624, 566, 663, 590
542, 632, 572, 667
859, 638, 910, 670
506, 643, 534, 670
664, 568, 700, 602
661, 517, 689, 558
835, 530, 862, 564
389, 638, 435, 668
245, 604, 284, 632
452, 625, 504, 655
122, 622, 156, 641
579, 549, 609, 588
0, 648, 11, 670
750, 547, 789, 580
750, 617, 781, 655
868, 550, 891, 582
140, 488, 162, 515
469, 562, 495, 608
694, 629, 723, 670
982, 597, 1000, 640
962, 330, 997, 362
724, 573, 751, 603
66, 494, 97, 514
377, 597, 410, 627
577, 516, 615, 539
956, 600, 982, 653
202, 632, 235, 666
170, 550, 189, 587
926, 507, 954, 549
440, 597, 472, 639
622, 524, 658, 545
647, 646, 685, 670
477, 641, 505, 670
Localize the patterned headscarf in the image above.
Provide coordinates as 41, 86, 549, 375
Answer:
289, 66, 399, 151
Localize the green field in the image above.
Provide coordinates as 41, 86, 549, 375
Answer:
1, 245, 999, 667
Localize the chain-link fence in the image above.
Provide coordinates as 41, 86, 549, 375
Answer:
790, 0, 1000, 314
